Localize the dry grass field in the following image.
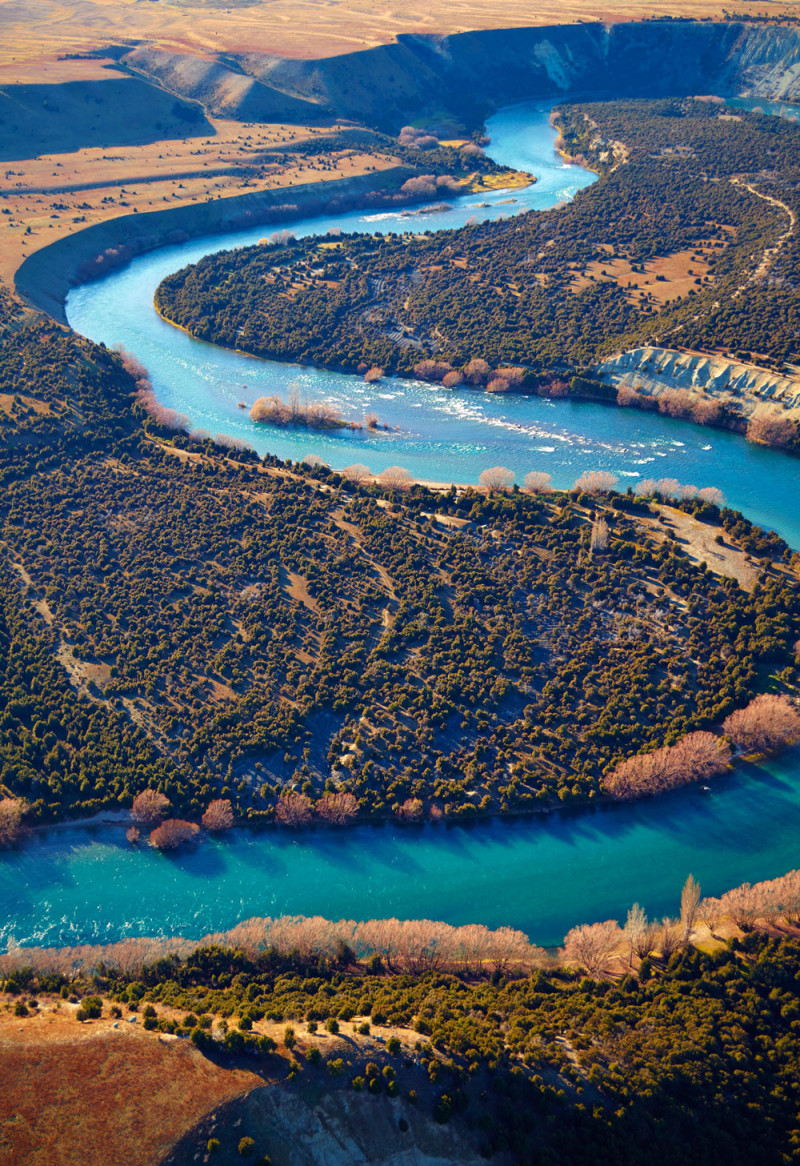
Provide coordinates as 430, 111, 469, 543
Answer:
0, 0, 789, 67
0, 1004, 263, 1166
568, 233, 734, 304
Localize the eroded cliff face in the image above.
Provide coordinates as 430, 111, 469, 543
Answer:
126, 22, 800, 132
595, 346, 800, 414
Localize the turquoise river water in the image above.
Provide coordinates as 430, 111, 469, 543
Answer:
1, 101, 798, 953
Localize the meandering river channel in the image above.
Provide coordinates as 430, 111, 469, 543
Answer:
2, 101, 798, 954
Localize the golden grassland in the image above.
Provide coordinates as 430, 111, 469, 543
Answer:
0, 1004, 263, 1166
0, 0, 790, 68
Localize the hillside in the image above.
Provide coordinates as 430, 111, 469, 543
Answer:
1, 334, 798, 827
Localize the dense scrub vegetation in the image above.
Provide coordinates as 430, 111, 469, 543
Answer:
155, 98, 800, 383
7, 929, 800, 1164
3, 410, 799, 824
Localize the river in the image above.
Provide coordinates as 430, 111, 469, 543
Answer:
2, 101, 798, 955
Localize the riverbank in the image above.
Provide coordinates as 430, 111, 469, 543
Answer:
13, 167, 422, 324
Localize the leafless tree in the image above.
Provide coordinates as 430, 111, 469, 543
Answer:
486, 376, 511, 394
126, 826, 140, 845
523, 471, 552, 494
202, 799, 234, 832
379, 465, 414, 491
301, 453, 328, 469
149, 819, 200, 850
747, 411, 797, 449
364, 367, 383, 383
401, 175, 437, 197
479, 466, 515, 493
624, 903, 647, 967
413, 360, 453, 383
723, 694, 800, 755
693, 398, 723, 426
275, 790, 313, 827
463, 359, 490, 385
131, 789, 170, 825
574, 470, 618, 495
317, 791, 359, 825
364, 412, 380, 430
396, 798, 424, 821
0, 797, 28, 847
697, 486, 725, 506
680, 874, 701, 942
562, 920, 624, 976
658, 918, 681, 959
250, 395, 290, 425
442, 370, 463, 388
605, 731, 732, 800
342, 463, 371, 485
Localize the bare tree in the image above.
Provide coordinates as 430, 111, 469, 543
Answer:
364, 367, 383, 383
396, 798, 424, 821
202, 799, 234, 832
624, 903, 647, 967
301, 453, 328, 469
574, 470, 618, 495
379, 465, 414, 491
0, 797, 28, 847
126, 826, 140, 845
442, 370, 463, 388
562, 920, 624, 976
149, 819, 200, 850
413, 360, 453, 383
605, 731, 732, 800
250, 395, 290, 425
658, 918, 681, 959
364, 412, 380, 430
697, 486, 725, 506
523, 471, 552, 494
479, 466, 515, 494
131, 789, 170, 825
317, 791, 359, 825
486, 376, 511, 394
275, 790, 313, 827
723, 694, 800, 755
463, 358, 490, 385
747, 410, 797, 449
680, 874, 701, 942
341, 463, 371, 486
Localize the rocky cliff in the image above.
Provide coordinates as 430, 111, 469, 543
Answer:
595, 346, 800, 414
126, 22, 800, 132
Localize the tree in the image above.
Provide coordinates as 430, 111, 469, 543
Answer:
149, 819, 200, 850
697, 486, 725, 506
723, 694, 800, 755
486, 377, 511, 394
396, 797, 424, 821
562, 920, 623, 976
317, 792, 358, 825
442, 370, 463, 387
574, 470, 618, 495
680, 874, 701, 942
131, 789, 170, 825
478, 466, 514, 494
364, 367, 383, 383
275, 790, 313, 827
379, 466, 413, 491
238, 1136, 256, 1158
523, 471, 552, 494
605, 732, 732, 800
747, 411, 797, 449
341, 463, 371, 485
126, 826, 140, 845
202, 799, 234, 831
623, 903, 647, 967
0, 797, 28, 846
463, 358, 490, 385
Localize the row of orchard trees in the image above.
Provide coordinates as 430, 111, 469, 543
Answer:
604, 694, 800, 801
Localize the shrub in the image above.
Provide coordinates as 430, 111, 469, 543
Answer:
238, 1137, 256, 1157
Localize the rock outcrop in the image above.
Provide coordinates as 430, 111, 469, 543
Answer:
595, 346, 800, 415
